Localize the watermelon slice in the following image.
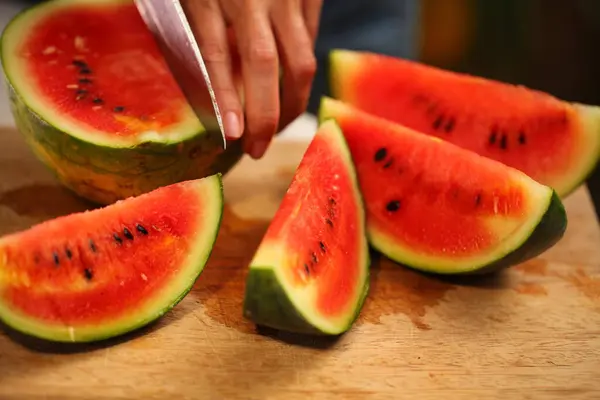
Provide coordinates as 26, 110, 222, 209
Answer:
0, 0, 243, 205
243, 120, 370, 335
328, 49, 600, 198
319, 97, 567, 275
0, 174, 223, 343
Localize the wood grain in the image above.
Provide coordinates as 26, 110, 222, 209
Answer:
0, 127, 599, 400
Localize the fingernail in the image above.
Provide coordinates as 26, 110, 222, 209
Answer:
224, 111, 241, 139
249, 140, 270, 159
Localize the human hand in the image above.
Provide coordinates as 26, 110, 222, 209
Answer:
182, 0, 323, 159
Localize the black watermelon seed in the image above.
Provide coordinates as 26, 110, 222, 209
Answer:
444, 118, 455, 133
123, 228, 134, 240
475, 193, 482, 207
386, 200, 401, 212
136, 224, 148, 235
79, 67, 92, 75
329, 197, 336, 206
83, 268, 94, 281
518, 131, 527, 145
113, 233, 123, 244
325, 218, 333, 228
374, 148, 387, 162
89, 239, 97, 253
72, 60, 88, 68
383, 158, 394, 169
499, 134, 508, 150
488, 126, 498, 145
319, 241, 326, 253
65, 247, 72, 259
79, 78, 92, 84
432, 115, 444, 130
92, 97, 104, 104
113, 106, 125, 113
304, 263, 310, 275
311, 252, 318, 264
52, 252, 60, 266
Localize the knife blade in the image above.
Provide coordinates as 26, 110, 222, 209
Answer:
134, 0, 227, 149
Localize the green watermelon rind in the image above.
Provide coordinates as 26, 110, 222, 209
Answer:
242, 120, 371, 336
0, 0, 244, 205
243, 266, 370, 336
327, 48, 600, 199
0, 174, 224, 343
317, 97, 569, 275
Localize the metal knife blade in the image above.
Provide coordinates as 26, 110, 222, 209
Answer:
134, 0, 227, 149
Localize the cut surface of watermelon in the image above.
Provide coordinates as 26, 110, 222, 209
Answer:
0, 0, 243, 204
319, 97, 567, 274
243, 120, 370, 335
0, 174, 223, 343
2, 0, 202, 146
329, 49, 600, 197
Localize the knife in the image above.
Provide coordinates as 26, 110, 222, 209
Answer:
134, 0, 227, 149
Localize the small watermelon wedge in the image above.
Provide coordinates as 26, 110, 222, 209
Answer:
0, 175, 223, 343
243, 120, 370, 335
328, 49, 600, 198
319, 97, 567, 275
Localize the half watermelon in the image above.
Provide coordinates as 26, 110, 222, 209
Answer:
243, 120, 370, 335
319, 97, 567, 275
0, 0, 243, 205
0, 175, 223, 343
329, 49, 600, 197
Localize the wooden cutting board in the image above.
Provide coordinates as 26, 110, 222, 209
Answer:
0, 125, 599, 400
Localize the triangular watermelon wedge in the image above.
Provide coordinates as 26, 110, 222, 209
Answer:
328, 49, 600, 198
243, 120, 370, 335
0, 175, 223, 343
319, 97, 567, 275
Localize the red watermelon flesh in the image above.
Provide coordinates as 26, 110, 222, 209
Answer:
243, 120, 369, 335
319, 98, 567, 274
3, 0, 241, 144
329, 50, 600, 197
0, 174, 223, 342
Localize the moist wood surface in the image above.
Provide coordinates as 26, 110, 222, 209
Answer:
0, 126, 599, 400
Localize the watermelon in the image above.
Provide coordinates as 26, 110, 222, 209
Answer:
0, 174, 223, 343
328, 49, 600, 198
318, 97, 567, 275
0, 0, 243, 205
243, 120, 369, 335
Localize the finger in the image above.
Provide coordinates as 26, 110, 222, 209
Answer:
302, 0, 324, 46
272, 1, 317, 130
182, 0, 244, 140
234, 7, 280, 159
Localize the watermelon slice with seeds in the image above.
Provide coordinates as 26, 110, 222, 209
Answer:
243, 119, 370, 335
328, 49, 600, 197
319, 97, 567, 275
0, 174, 223, 343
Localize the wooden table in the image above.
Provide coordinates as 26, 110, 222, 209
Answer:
0, 126, 599, 400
